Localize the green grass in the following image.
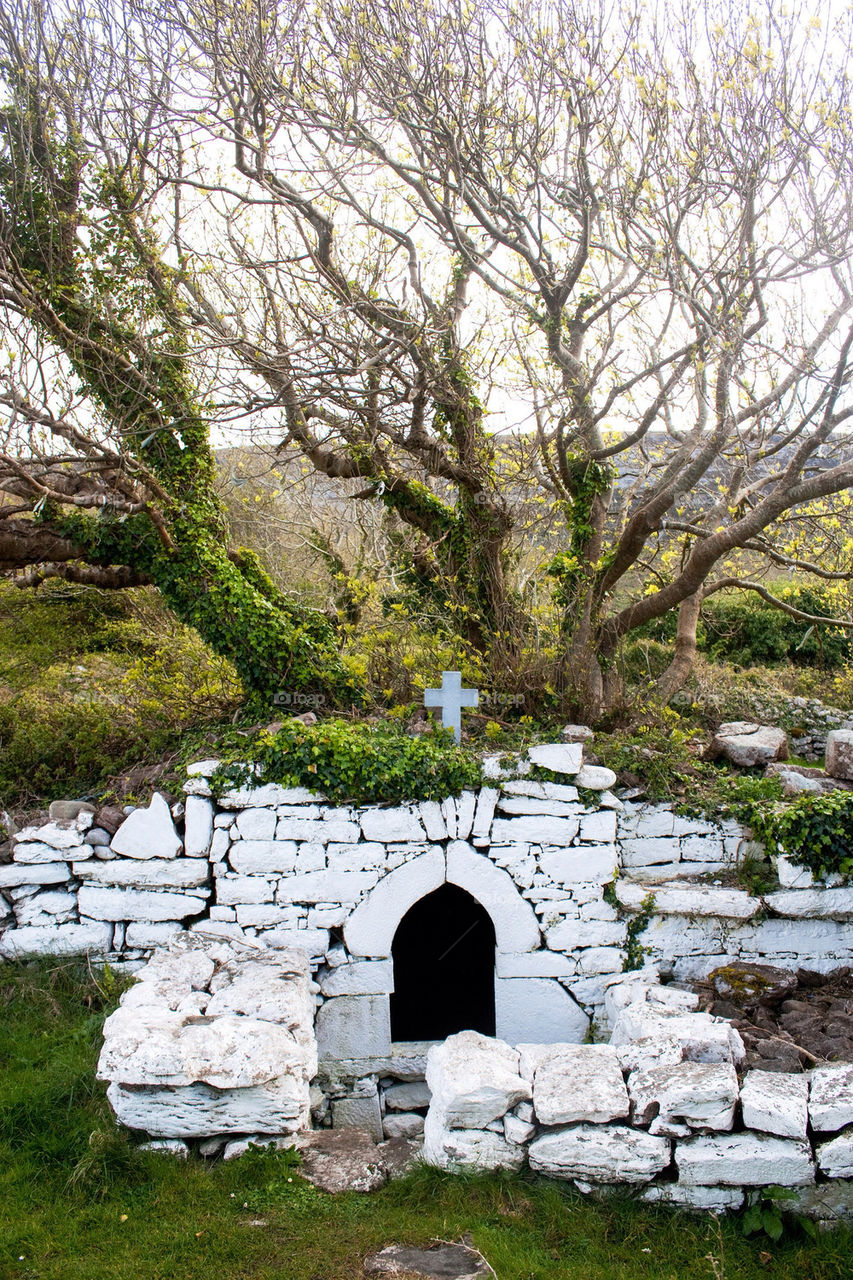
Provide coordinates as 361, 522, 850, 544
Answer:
0, 963, 850, 1280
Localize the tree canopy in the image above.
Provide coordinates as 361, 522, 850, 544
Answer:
2, 0, 853, 717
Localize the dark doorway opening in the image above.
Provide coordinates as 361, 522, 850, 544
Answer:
390, 883, 496, 1041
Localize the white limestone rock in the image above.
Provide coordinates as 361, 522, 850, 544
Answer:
0, 921, 112, 958
183, 796, 214, 858
384, 1082, 431, 1111
138, 1139, 189, 1158
227, 842, 298, 875
615, 881, 759, 920
471, 787, 499, 840
426, 1031, 530, 1128
528, 1125, 670, 1183
383, 1113, 426, 1140
418, 800, 448, 841
763, 888, 853, 919
274, 818, 360, 844
423, 1110, 526, 1172
629, 1062, 738, 1131
676, 1133, 814, 1186
574, 765, 618, 790
497, 797, 583, 818
707, 722, 788, 768
235, 808, 277, 841
13, 811, 93, 850
504, 1113, 536, 1144
332, 1092, 384, 1142
359, 806, 426, 842
111, 794, 182, 860
615, 1036, 684, 1075
72, 859, 209, 889
126, 922, 183, 948
316, 994, 392, 1060
545, 918, 627, 950
491, 815, 580, 844
526, 1044, 629, 1125
538, 845, 618, 886
495, 951, 575, 978
107, 1077, 310, 1138
319, 960, 394, 997
494, 977, 589, 1043
275, 870, 379, 903
527, 743, 583, 775
610, 1006, 745, 1066
775, 855, 815, 889
78, 885, 208, 922
13, 840, 84, 864
809, 1063, 853, 1132
740, 1071, 809, 1139
639, 1184, 744, 1212
816, 1131, 853, 1179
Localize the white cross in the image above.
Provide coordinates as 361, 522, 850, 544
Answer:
424, 670, 479, 744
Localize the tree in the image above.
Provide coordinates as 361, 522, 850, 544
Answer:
3, 0, 853, 718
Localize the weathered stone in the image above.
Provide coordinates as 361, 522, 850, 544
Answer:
275, 870, 378, 903
78, 885, 208, 922
527, 743, 583, 775
528, 1125, 670, 1183
826, 729, 853, 780
787, 1181, 853, 1223
326, 843, 386, 872
573, 765, 617, 790
527, 1044, 629, 1125
13, 840, 84, 864
616, 882, 759, 920
709, 962, 799, 1005
763, 888, 853, 920
614, 1036, 684, 1075
740, 1071, 809, 1139
316, 995, 392, 1060
707, 722, 788, 768
675, 1133, 814, 1186
364, 1242, 494, 1279
423, 1110, 526, 1172
84, 828, 112, 848
107, 1077, 309, 1138
545, 918, 627, 949
495, 977, 589, 1043
629, 1062, 738, 1131
426, 1031, 530, 1128
0, 861, 71, 889
0, 921, 112, 958
138, 1139, 189, 1158
319, 960, 394, 997
72, 859, 209, 889
333, 1091, 384, 1142
291, 1128, 387, 1193
503, 1112, 536, 1144
619, 838, 683, 868
609, 1007, 745, 1065
126, 922, 183, 948
13, 812, 93, 849
809, 1063, 853, 1132
497, 796, 582, 818
491, 815, 580, 845
471, 788, 499, 840
384, 1082, 431, 1111
639, 1184, 744, 1212
359, 807, 426, 843
111, 793, 182, 860
215, 875, 275, 905
183, 796, 214, 858
382, 1113, 426, 1140
816, 1133, 853, 1179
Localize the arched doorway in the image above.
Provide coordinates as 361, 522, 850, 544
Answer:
390, 883, 496, 1041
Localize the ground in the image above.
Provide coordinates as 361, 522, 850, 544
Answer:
0, 962, 850, 1280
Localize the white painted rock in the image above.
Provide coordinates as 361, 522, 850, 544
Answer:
640, 1184, 744, 1211
809, 1063, 853, 1132
423, 1110, 526, 1172
524, 1044, 629, 1126
676, 1133, 814, 1186
13, 812, 93, 850
528, 1125, 670, 1183
614, 1036, 684, 1075
107, 1077, 309, 1138
426, 1031, 530, 1128
111, 793, 182, 860
491, 815, 580, 845
139, 1139, 189, 1158
574, 765, 618, 790
825, 729, 853, 781
72, 859, 209, 889
816, 1131, 853, 1179
183, 796, 214, 858
527, 744, 583, 775
13, 840, 84, 864
359, 806, 426, 842
629, 1062, 738, 1131
609, 1007, 745, 1065
78, 885, 208, 922
740, 1071, 809, 1139
494, 978, 589, 1044
0, 921, 112, 958
319, 960, 394, 997
707, 722, 788, 767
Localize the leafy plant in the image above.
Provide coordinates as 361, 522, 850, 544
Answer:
745, 790, 853, 881
623, 893, 656, 971
742, 1187, 798, 1242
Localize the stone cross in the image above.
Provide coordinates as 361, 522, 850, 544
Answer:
424, 670, 479, 744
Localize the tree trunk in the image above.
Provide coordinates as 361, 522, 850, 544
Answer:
655, 591, 703, 704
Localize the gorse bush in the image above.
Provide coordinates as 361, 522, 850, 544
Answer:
211, 717, 482, 805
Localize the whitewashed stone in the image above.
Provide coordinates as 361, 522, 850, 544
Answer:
218, 783, 303, 808
740, 1071, 809, 1139
139, 1139, 189, 1158
610, 1007, 745, 1065
383, 1113, 425, 1140
615, 881, 759, 920
235, 808, 277, 841
503, 781, 579, 802
384, 1082, 431, 1110
775, 855, 814, 889
236, 904, 301, 928
763, 888, 853, 920
261, 927, 329, 955
107, 1077, 309, 1138
816, 1131, 853, 1178
528, 1044, 629, 1125
274, 818, 360, 844
111, 794, 182, 860
640, 1184, 744, 1211
441, 797, 458, 840
471, 788, 499, 840
319, 960, 394, 997
680, 836, 727, 862
276, 870, 378, 903
215, 875, 275, 905
359, 806, 425, 843
497, 797, 582, 818
183, 796, 214, 858
78, 885, 208, 922
316, 995, 391, 1060
642, 916, 723, 957
189, 920, 247, 942
676, 1133, 814, 1186
186, 759, 220, 777
809, 1064, 853, 1132
730, 917, 849, 957
578, 947, 625, 975
492, 815, 579, 844
578, 811, 618, 843
426, 1031, 530, 1128
574, 765, 617, 790
0, 921, 112, 958
629, 1062, 738, 1131
825, 729, 853, 780
620, 838, 682, 867
504, 1113, 536, 1144
538, 846, 618, 886
14, 812, 92, 849
13, 840, 83, 864
529, 1125, 670, 1183
545, 918, 627, 950
447, 842, 540, 953
13, 890, 76, 922
72, 859, 209, 889
293, 843, 325, 872
126, 922, 183, 948
528, 743, 583, 775
418, 801, 448, 841
454, 791, 477, 840
495, 978, 589, 1044
495, 951, 575, 978
615, 1037, 684, 1074
621, 861, 726, 883
209, 829, 230, 862
423, 1110, 526, 1172
326, 843, 385, 872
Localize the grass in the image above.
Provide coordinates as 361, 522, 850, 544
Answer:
0, 963, 850, 1280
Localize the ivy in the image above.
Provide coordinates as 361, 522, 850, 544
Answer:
208, 716, 482, 805
744, 789, 853, 881
623, 892, 656, 971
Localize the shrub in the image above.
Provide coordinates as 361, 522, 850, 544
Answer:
746, 789, 853, 881
701, 589, 851, 669
211, 716, 482, 805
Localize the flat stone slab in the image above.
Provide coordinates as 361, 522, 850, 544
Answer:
809, 1063, 853, 1132
524, 1044, 629, 1126
675, 1133, 815, 1186
364, 1243, 495, 1278
528, 1124, 670, 1184
426, 1032, 530, 1129
291, 1128, 388, 1193
707, 723, 788, 767
740, 1071, 809, 1139
629, 1062, 738, 1132
817, 1132, 853, 1179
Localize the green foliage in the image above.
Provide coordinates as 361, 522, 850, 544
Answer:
623, 893, 656, 971
702, 590, 852, 669
742, 1188, 798, 1243
211, 716, 482, 806
746, 789, 853, 881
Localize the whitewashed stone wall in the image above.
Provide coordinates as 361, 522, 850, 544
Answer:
2, 746, 852, 1071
